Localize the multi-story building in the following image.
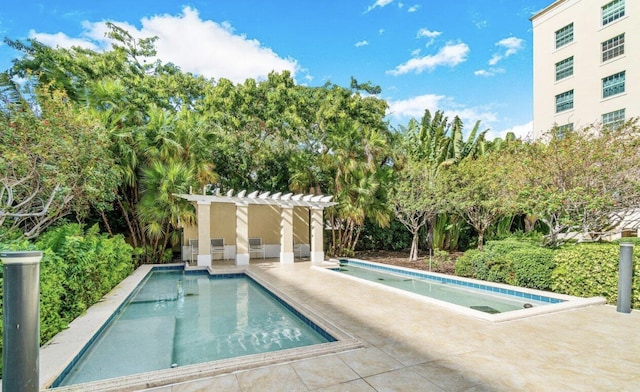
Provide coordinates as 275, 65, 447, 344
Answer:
531, 0, 639, 138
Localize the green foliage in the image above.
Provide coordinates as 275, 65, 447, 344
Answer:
505, 247, 555, 290
615, 237, 640, 246
36, 224, 134, 319
357, 218, 411, 251
454, 239, 549, 288
1, 86, 119, 238
551, 243, 640, 308
0, 223, 134, 377
428, 248, 450, 270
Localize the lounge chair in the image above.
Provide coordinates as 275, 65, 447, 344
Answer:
249, 238, 265, 259
189, 239, 198, 263
210, 238, 225, 260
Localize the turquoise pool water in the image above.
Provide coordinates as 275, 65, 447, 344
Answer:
57, 270, 333, 386
338, 260, 562, 314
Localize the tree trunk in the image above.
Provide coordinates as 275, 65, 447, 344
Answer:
99, 210, 114, 236
477, 231, 484, 251
524, 214, 537, 232
409, 231, 419, 261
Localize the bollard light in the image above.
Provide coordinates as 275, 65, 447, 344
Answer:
617, 243, 633, 314
1, 251, 43, 392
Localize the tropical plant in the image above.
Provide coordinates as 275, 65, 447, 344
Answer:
0, 84, 119, 239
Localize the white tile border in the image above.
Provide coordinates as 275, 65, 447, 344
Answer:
315, 258, 606, 323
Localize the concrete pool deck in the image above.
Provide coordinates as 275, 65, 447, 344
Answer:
42, 260, 640, 391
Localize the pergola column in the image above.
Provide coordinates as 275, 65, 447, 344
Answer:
235, 202, 250, 265
280, 206, 294, 264
196, 201, 211, 267
310, 207, 324, 264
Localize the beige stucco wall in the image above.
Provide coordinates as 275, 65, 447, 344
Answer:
248, 204, 280, 244
182, 203, 313, 248
210, 203, 236, 244
532, 0, 640, 137
293, 207, 310, 244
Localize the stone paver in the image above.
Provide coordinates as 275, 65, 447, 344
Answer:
290, 354, 360, 390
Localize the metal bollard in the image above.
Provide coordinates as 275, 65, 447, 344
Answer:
617, 243, 633, 314
1, 251, 43, 392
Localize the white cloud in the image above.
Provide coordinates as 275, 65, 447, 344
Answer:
387, 42, 469, 75
474, 67, 505, 77
488, 54, 502, 66
366, 0, 394, 13
387, 94, 498, 133
488, 121, 533, 141
408, 5, 420, 12
417, 28, 441, 47
28, 7, 298, 84
498, 37, 524, 56
387, 93, 446, 119
417, 28, 441, 39
28, 29, 101, 51
355, 40, 369, 47
488, 37, 524, 66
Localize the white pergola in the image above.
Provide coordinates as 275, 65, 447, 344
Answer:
175, 190, 336, 266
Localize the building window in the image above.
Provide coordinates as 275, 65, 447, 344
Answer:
555, 23, 574, 49
556, 123, 574, 139
555, 57, 574, 81
602, 34, 625, 62
602, 109, 625, 129
602, 0, 625, 26
602, 71, 625, 98
555, 90, 574, 113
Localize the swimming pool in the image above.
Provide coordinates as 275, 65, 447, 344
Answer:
324, 259, 604, 322
47, 266, 361, 390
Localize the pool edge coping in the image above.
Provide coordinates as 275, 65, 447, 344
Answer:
41, 263, 364, 391
315, 258, 606, 323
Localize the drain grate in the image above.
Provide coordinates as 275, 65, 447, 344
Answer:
470, 305, 500, 314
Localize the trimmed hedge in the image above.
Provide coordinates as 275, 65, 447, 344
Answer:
0, 224, 134, 377
455, 238, 640, 308
455, 239, 552, 288
506, 247, 555, 290
552, 243, 640, 308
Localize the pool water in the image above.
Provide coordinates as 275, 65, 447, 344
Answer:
338, 262, 550, 314
58, 271, 332, 386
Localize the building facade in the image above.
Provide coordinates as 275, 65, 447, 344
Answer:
532, 0, 639, 138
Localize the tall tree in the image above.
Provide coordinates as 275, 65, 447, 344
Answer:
0, 85, 118, 238
514, 122, 640, 246
440, 153, 518, 250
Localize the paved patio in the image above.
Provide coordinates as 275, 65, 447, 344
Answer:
38, 259, 640, 391
139, 260, 640, 392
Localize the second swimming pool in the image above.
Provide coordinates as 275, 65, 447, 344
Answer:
329, 259, 603, 322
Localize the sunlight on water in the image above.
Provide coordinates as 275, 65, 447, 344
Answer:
59, 271, 329, 386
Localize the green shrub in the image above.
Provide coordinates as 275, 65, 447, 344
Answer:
455, 249, 481, 277
36, 223, 134, 320
357, 218, 412, 251
506, 247, 555, 290
551, 243, 640, 308
615, 237, 640, 246
454, 246, 511, 282
0, 223, 134, 378
455, 239, 549, 287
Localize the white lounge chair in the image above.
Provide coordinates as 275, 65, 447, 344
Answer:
249, 238, 265, 259
210, 238, 225, 260
189, 239, 198, 263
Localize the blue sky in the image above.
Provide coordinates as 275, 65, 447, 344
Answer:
0, 0, 551, 139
